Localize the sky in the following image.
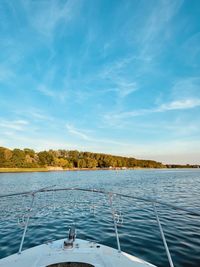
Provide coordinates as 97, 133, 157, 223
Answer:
0, 0, 200, 164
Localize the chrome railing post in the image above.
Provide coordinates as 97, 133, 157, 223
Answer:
153, 202, 174, 267
18, 193, 35, 254
109, 193, 121, 253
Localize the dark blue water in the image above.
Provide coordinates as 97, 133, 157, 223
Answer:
0, 169, 200, 267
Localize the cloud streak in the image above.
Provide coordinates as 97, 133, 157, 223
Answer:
135, 0, 184, 58
158, 98, 200, 111
0, 119, 29, 131
105, 98, 200, 122
66, 123, 128, 146
66, 124, 91, 141
22, 0, 81, 40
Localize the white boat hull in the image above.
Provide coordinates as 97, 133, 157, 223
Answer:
0, 238, 156, 267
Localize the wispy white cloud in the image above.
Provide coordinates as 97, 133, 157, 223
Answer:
97, 56, 139, 101
35, 64, 69, 102
100, 56, 135, 79
104, 97, 200, 124
20, 108, 54, 122
158, 98, 200, 111
116, 80, 138, 98
22, 0, 82, 40
97, 81, 138, 99
37, 85, 55, 97
66, 123, 128, 146
28, 109, 53, 121
95, 1, 184, 111
144, 1, 182, 40
0, 119, 29, 131
36, 84, 68, 102
171, 77, 200, 99
135, 0, 183, 58
66, 124, 91, 141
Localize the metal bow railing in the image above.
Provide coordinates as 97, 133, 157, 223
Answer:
0, 187, 199, 266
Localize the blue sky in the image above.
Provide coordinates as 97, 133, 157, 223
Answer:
0, 0, 200, 164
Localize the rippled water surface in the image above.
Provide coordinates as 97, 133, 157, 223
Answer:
0, 169, 200, 267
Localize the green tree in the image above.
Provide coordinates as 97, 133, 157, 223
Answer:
11, 149, 26, 167
38, 151, 54, 166
78, 159, 87, 168
85, 158, 97, 168
0, 147, 7, 167
54, 158, 69, 168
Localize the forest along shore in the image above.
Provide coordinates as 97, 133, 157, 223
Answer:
0, 147, 199, 172
0, 147, 165, 169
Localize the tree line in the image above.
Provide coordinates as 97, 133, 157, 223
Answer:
0, 147, 165, 169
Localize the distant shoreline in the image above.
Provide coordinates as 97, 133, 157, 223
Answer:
0, 167, 199, 173
0, 167, 138, 173
1, 147, 199, 170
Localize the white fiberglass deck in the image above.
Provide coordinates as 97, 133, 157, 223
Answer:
0, 239, 156, 267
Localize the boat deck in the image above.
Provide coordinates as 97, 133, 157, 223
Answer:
0, 239, 156, 267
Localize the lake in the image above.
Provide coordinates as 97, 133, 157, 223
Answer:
0, 169, 200, 267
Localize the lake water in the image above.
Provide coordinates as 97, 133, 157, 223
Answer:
0, 169, 200, 267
